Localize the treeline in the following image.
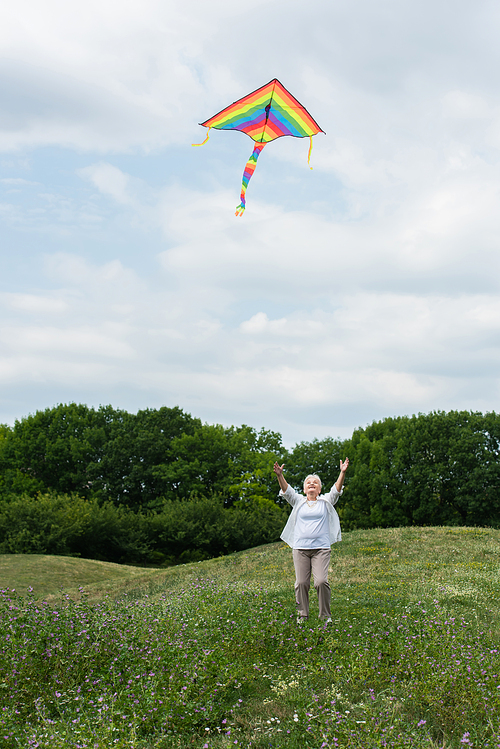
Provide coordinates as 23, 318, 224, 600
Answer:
343, 410, 500, 529
0, 404, 284, 508
0, 405, 499, 565
0, 493, 286, 566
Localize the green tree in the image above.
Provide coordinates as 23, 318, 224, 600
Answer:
393, 411, 500, 526
225, 425, 285, 505
154, 423, 285, 506
342, 411, 500, 529
0, 403, 117, 498
0, 404, 200, 508
148, 494, 287, 564
341, 416, 406, 530
87, 406, 199, 507
285, 437, 345, 493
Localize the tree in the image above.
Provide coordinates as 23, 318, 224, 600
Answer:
393, 411, 500, 526
87, 406, 200, 507
0, 403, 116, 498
340, 416, 407, 530
153, 423, 286, 506
285, 437, 345, 493
0, 404, 286, 510
225, 425, 285, 505
341, 411, 500, 529
0, 404, 202, 508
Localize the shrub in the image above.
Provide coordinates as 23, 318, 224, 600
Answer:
0, 493, 150, 563
0, 492, 288, 566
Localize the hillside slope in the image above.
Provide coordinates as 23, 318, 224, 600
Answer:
2, 527, 500, 748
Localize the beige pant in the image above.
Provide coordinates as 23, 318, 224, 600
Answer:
292, 548, 331, 620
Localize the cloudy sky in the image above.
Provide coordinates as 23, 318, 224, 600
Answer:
1, 0, 500, 445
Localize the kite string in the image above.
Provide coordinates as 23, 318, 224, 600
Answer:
307, 135, 313, 170
235, 142, 266, 217
192, 127, 211, 147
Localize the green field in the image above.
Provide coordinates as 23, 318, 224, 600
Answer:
0, 554, 162, 601
1, 526, 500, 748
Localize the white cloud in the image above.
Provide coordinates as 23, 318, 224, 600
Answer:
78, 163, 133, 205
44, 253, 142, 293
0, 292, 68, 314
0, 177, 39, 185
442, 90, 491, 120
240, 312, 323, 338
0, 325, 134, 359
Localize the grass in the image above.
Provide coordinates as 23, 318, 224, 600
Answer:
1, 526, 500, 748
0, 555, 161, 601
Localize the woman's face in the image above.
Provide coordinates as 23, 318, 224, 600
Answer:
304, 476, 321, 498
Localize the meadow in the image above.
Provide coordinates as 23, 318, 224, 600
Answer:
1, 526, 500, 748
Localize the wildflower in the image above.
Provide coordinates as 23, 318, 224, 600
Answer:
417, 720, 426, 727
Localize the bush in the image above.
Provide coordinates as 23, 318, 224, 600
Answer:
0, 493, 150, 563
0, 492, 288, 566
148, 495, 287, 564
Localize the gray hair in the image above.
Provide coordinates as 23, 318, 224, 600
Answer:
303, 474, 322, 491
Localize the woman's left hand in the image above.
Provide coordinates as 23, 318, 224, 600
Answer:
339, 457, 349, 473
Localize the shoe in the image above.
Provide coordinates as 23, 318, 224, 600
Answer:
297, 616, 307, 624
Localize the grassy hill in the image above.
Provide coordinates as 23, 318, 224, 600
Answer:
0, 553, 161, 600
1, 526, 500, 748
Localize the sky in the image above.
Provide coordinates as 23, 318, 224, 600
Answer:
2, 0, 500, 446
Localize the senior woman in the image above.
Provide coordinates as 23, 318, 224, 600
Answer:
273, 459, 349, 624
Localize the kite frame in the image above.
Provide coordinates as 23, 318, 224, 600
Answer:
199, 78, 326, 143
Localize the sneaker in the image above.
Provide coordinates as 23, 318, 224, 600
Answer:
297, 615, 308, 624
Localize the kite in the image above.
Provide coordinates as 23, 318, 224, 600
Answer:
193, 78, 325, 216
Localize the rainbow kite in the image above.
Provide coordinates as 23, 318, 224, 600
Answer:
193, 79, 325, 216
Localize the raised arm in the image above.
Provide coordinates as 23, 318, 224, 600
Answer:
335, 457, 349, 493
273, 462, 288, 493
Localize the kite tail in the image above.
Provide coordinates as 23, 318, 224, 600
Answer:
307, 135, 313, 170
192, 127, 211, 146
235, 142, 266, 217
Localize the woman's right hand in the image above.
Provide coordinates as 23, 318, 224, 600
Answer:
273, 462, 284, 477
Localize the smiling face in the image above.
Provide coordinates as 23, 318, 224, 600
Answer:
303, 474, 322, 499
